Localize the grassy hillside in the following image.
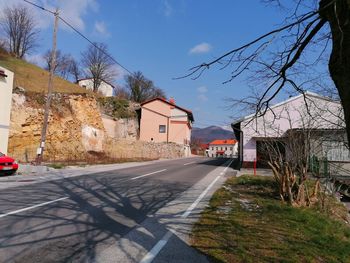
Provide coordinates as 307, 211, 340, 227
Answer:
0, 52, 90, 94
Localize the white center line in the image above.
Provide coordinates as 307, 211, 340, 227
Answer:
183, 161, 195, 166
0, 197, 69, 219
130, 169, 167, 180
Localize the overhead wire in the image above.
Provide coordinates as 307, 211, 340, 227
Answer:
23, 0, 134, 76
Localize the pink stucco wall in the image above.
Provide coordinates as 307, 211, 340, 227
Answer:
139, 99, 192, 146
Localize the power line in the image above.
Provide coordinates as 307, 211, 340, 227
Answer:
23, 0, 55, 15
23, 0, 133, 76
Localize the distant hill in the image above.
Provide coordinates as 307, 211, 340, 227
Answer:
191, 126, 234, 144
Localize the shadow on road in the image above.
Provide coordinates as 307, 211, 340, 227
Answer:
0, 165, 222, 263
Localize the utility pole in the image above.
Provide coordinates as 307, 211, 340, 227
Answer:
36, 8, 59, 165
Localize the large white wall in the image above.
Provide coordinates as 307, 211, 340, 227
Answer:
0, 67, 14, 154
239, 92, 344, 162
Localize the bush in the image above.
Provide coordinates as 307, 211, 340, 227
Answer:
98, 97, 135, 119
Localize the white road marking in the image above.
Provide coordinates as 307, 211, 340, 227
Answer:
139, 229, 175, 263
130, 169, 167, 180
183, 161, 195, 166
181, 175, 221, 218
0, 197, 68, 218
220, 158, 234, 175
140, 159, 234, 263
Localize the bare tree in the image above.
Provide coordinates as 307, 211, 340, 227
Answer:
180, 0, 350, 145
242, 93, 346, 206
44, 49, 74, 80
114, 87, 130, 100
67, 58, 81, 83
81, 42, 117, 93
125, 71, 166, 103
0, 5, 39, 58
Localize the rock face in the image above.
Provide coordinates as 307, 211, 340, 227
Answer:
8, 92, 185, 163
102, 115, 139, 140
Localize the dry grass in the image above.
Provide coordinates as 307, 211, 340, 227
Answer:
0, 52, 92, 94
191, 175, 350, 263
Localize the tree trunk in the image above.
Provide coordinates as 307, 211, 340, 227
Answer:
320, 0, 350, 145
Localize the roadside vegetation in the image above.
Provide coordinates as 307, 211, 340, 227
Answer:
191, 175, 350, 263
98, 97, 136, 119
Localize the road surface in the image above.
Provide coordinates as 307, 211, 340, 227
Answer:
0, 157, 235, 263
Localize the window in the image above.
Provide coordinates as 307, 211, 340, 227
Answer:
216, 147, 218, 150
159, 125, 166, 133
323, 141, 350, 161
225, 147, 227, 150
230, 147, 233, 150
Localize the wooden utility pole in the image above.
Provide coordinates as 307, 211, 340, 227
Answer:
36, 8, 59, 165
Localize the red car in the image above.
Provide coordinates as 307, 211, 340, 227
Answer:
0, 152, 19, 175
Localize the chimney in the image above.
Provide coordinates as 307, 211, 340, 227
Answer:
169, 97, 175, 105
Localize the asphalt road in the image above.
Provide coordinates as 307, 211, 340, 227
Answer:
0, 157, 234, 263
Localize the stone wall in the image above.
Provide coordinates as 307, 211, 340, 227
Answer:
8, 92, 184, 163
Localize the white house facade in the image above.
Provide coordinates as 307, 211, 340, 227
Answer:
208, 139, 238, 158
0, 67, 14, 154
77, 78, 114, 97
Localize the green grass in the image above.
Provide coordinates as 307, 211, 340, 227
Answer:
0, 52, 91, 94
191, 175, 350, 263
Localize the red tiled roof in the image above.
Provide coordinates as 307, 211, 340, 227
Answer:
209, 139, 237, 145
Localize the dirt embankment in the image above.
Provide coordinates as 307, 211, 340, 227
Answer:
8, 91, 185, 163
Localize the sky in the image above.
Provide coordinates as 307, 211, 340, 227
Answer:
0, 0, 313, 130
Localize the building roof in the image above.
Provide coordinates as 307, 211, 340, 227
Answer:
141, 97, 194, 122
231, 91, 341, 125
209, 139, 237, 145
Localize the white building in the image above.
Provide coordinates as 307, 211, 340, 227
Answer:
77, 78, 114, 97
208, 139, 238, 158
0, 67, 14, 154
231, 91, 349, 169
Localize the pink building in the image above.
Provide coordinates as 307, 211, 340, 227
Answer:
139, 98, 194, 156
232, 91, 349, 169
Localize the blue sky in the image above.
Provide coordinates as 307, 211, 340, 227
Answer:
0, 0, 310, 129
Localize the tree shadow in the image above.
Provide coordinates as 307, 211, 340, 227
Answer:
0, 168, 218, 262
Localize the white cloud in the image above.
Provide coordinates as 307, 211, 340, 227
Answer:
25, 53, 46, 68
162, 0, 173, 17
221, 125, 232, 131
197, 86, 208, 102
93, 21, 110, 37
197, 94, 208, 102
0, 0, 99, 31
51, 0, 99, 31
189, 42, 212, 55
197, 86, 208, 93
112, 64, 128, 81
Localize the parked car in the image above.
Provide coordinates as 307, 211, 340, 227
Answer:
0, 152, 18, 175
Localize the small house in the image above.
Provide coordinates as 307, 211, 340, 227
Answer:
77, 78, 114, 97
139, 97, 194, 156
